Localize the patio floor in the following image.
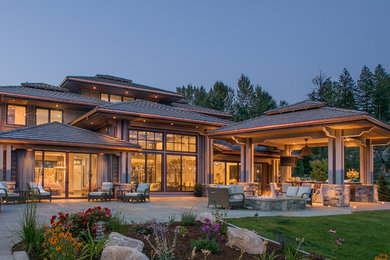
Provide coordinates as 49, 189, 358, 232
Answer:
1, 196, 390, 259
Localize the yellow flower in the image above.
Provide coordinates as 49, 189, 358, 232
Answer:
42, 243, 46, 247
56, 246, 61, 251
52, 222, 57, 227
61, 227, 65, 231
44, 249, 48, 254
55, 227, 60, 232
43, 258, 48, 260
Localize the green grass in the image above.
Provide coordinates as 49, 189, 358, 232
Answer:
228, 210, 390, 260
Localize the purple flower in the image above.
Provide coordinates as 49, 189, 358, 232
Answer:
329, 229, 336, 234
338, 238, 344, 242
336, 240, 342, 245
204, 218, 211, 223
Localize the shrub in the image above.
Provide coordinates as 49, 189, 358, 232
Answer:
18, 202, 44, 254
190, 238, 220, 254
181, 210, 196, 226
135, 221, 154, 235
377, 174, 390, 201
106, 211, 128, 235
146, 222, 178, 260
51, 207, 112, 237
79, 225, 107, 260
41, 221, 82, 260
194, 183, 203, 192
177, 226, 188, 237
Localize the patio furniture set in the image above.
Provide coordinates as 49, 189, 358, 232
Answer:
207, 184, 313, 211
0, 181, 150, 205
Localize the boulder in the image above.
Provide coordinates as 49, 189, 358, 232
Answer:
199, 212, 216, 224
105, 232, 144, 252
226, 227, 266, 255
101, 246, 149, 260
13, 251, 29, 260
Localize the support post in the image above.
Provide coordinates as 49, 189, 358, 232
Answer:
0, 145, 3, 181
120, 152, 127, 183
244, 139, 254, 182
328, 130, 344, 184
240, 144, 246, 182
360, 139, 373, 184
280, 145, 292, 183
6, 145, 11, 181
127, 153, 132, 183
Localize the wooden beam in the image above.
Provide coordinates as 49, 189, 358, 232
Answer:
251, 131, 327, 144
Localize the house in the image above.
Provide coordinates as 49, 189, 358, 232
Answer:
0, 74, 277, 197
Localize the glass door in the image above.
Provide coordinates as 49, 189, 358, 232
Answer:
166, 155, 196, 191
69, 153, 90, 198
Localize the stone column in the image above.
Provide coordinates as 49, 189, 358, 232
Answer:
120, 152, 127, 183
127, 153, 132, 183
328, 130, 344, 184
6, 145, 12, 181
280, 145, 292, 183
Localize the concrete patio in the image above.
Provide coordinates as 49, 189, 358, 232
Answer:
1, 196, 390, 259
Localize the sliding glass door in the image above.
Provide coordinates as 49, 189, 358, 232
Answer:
166, 155, 196, 192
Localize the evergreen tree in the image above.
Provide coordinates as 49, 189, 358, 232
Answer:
208, 81, 234, 113
193, 86, 210, 108
356, 65, 375, 114
335, 68, 356, 109
377, 174, 390, 201
234, 74, 255, 121
279, 100, 289, 107
373, 64, 390, 122
250, 85, 277, 118
176, 84, 195, 104
308, 72, 338, 106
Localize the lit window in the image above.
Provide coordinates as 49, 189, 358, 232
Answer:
110, 95, 122, 103
50, 110, 63, 123
129, 130, 163, 150
166, 134, 197, 152
7, 105, 26, 125
36, 109, 49, 125
123, 96, 134, 102
101, 93, 109, 102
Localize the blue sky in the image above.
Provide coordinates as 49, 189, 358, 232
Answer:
0, 1, 389, 103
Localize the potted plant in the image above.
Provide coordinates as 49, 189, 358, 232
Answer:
194, 183, 203, 197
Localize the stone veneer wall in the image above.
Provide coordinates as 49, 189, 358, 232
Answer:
321, 184, 350, 207
350, 184, 378, 202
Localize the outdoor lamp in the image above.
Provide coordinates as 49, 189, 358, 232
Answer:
300, 138, 314, 157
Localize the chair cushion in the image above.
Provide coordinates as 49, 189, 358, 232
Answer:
297, 187, 312, 198
282, 183, 291, 193
39, 191, 51, 196
124, 192, 142, 197
286, 186, 299, 197
227, 186, 235, 194
234, 185, 244, 194
89, 192, 105, 196
230, 194, 244, 201
7, 193, 20, 197
0, 181, 9, 192
37, 183, 46, 193
101, 182, 113, 192
229, 198, 243, 203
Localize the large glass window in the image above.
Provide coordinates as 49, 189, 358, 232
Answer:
42, 152, 66, 197
166, 155, 196, 191
129, 130, 163, 150
213, 161, 226, 185
131, 152, 162, 191
101, 93, 135, 103
101, 93, 109, 102
166, 134, 196, 152
69, 153, 90, 197
7, 105, 26, 125
36, 108, 62, 125
123, 96, 134, 102
110, 95, 122, 103
213, 161, 240, 185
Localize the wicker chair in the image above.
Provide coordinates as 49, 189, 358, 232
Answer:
88, 182, 114, 201
207, 185, 245, 209
123, 183, 150, 203
27, 182, 52, 202
0, 181, 23, 204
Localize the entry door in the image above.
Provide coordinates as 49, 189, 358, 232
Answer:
166, 155, 196, 192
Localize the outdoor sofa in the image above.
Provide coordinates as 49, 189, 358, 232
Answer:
27, 182, 52, 202
0, 181, 23, 204
284, 186, 313, 206
123, 183, 150, 203
206, 185, 245, 209
88, 182, 114, 201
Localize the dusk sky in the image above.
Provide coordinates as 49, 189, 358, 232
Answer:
0, 1, 389, 103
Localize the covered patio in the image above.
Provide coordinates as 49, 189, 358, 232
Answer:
207, 101, 390, 206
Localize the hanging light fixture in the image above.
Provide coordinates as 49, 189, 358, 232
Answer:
300, 138, 314, 157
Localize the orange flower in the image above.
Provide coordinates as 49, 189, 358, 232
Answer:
55, 227, 60, 232
55, 246, 61, 251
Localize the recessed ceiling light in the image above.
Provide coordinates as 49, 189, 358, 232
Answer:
170, 123, 174, 126
113, 116, 116, 119
93, 86, 96, 90
125, 91, 128, 94
55, 104, 59, 107
196, 126, 199, 128
90, 122, 94, 125
143, 119, 146, 123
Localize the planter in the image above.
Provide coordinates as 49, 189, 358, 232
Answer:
194, 191, 203, 197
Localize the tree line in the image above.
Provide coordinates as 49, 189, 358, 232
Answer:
176, 75, 287, 122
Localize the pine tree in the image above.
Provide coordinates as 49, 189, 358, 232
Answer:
373, 64, 390, 122
193, 86, 210, 108
234, 74, 255, 121
356, 65, 375, 114
176, 84, 195, 104
308, 72, 338, 106
335, 68, 356, 109
208, 81, 234, 113
251, 85, 277, 118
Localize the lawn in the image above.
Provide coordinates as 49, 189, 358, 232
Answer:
228, 210, 390, 260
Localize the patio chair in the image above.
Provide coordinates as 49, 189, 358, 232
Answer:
123, 183, 150, 203
27, 182, 52, 202
285, 186, 313, 207
0, 181, 23, 204
88, 182, 114, 201
207, 185, 245, 209
281, 183, 291, 196
270, 183, 279, 197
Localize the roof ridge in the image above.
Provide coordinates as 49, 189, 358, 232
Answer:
324, 106, 368, 114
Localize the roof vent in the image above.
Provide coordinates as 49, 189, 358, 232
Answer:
96, 74, 132, 83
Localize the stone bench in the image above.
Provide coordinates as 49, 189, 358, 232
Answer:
245, 196, 306, 211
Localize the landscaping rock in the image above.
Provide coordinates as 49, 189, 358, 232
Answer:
226, 227, 266, 255
105, 232, 144, 252
13, 251, 29, 260
199, 212, 216, 223
101, 246, 149, 260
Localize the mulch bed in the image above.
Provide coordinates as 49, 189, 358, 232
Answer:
127, 221, 318, 260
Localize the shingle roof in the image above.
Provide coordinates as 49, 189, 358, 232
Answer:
265, 100, 326, 115
0, 122, 139, 150
96, 100, 232, 126
21, 82, 68, 92
170, 102, 232, 118
0, 86, 106, 106
208, 103, 368, 135
213, 139, 272, 153
63, 75, 183, 98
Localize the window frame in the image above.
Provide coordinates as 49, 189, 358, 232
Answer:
35, 107, 64, 125
6, 104, 27, 126
100, 93, 135, 103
